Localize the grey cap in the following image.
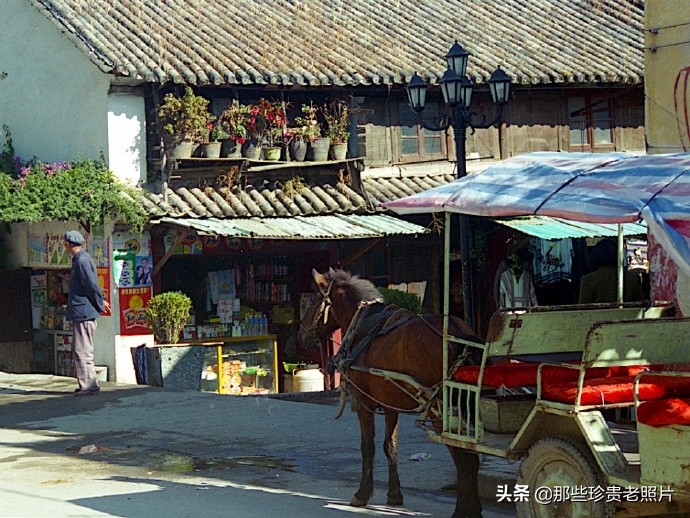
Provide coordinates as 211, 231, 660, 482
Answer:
64, 230, 85, 245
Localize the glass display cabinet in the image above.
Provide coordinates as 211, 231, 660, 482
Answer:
185, 335, 278, 395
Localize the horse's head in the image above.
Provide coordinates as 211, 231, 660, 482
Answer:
298, 268, 342, 349
298, 267, 383, 349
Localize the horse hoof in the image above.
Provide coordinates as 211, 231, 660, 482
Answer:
386, 496, 403, 506
349, 497, 368, 507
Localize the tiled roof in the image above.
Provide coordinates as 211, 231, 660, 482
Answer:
140, 172, 453, 219
32, 0, 644, 87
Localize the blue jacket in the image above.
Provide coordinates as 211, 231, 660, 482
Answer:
67, 250, 104, 321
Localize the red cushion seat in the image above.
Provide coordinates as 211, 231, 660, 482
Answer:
453, 362, 647, 389
637, 398, 690, 427
541, 374, 690, 406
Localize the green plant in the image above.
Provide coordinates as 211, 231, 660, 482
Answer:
0, 125, 21, 175
379, 287, 423, 315
145, 291, 192, 344
209, 120, 230, 141
287, 103, 322, 142
322, 99, 350, 143
219, 99, 249, 143
158, 87, 215, 143
0, 157, 148, 233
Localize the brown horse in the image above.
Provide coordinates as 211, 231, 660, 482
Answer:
298, 268, 484, 518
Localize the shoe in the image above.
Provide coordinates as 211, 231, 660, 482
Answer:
74, 386, 100, 397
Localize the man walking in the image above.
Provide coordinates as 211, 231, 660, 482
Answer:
64, 231, 111, 396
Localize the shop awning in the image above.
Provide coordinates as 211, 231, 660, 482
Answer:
385, 152, 690, 277
493, 216, 647, 240
152, 214, 429, 240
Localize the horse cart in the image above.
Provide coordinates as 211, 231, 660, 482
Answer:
302, 153, 690, 517
378, 152, 690, 517
436, 301, 690, 517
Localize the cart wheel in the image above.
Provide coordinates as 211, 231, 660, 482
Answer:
516, 437, 614, 518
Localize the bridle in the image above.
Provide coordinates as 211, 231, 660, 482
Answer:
299, 277, 334, 339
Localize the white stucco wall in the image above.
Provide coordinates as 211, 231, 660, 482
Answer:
108, 93, 148, 186
0, 0, 111, 164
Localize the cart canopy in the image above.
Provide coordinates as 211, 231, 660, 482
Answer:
384, 152, 690, 277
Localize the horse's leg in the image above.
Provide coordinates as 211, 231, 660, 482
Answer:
447, 445, 482, 518
351, 409, 375, 507
383, 410, 403, 506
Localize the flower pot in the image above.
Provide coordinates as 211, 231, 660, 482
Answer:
263, 146, 282, 161
201, 141, 222, 158
289, 139, 308, 161
170, 140, 194, 159
242, 140, 261, 160
220, 139, 242, 158
330, 142, 347, 161
311, 137, 330, 162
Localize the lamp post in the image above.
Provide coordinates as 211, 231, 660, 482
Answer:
407, 41, 511, 331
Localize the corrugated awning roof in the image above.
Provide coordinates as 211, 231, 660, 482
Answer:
153, 214, 429, 240
494, 216, 647, 239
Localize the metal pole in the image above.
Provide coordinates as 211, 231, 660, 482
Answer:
443, 211, 451, 380
454, 111, 475, 331
617, 224, 624, 303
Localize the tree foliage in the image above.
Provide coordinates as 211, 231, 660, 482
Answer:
379, 287, 423, 314
0, 153, 148, 233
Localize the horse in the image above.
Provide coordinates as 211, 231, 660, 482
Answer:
298, 268, 484, 518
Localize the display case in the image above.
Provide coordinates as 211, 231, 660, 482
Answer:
32, 329, 74, 376
185, 335, 278, 395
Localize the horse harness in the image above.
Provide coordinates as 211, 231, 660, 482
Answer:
328, 297, 447, 420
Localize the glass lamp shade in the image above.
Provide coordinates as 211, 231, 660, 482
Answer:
406, 72, 427, 113
445, 41, 470, 77
459, 75, 474, 109
440, 68, 463, 107
487, 66, 512, 106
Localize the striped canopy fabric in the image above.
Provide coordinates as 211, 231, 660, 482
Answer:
384, 152, 690, 277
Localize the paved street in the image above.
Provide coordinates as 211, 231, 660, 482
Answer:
0, 373, 517, 517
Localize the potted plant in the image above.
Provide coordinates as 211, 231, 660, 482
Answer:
144, 291, 204, 390
218, 99, 249, 157
258, 98, 287, 161
286, 103, 321, 161
322, 99, 350, 160
145, 291, 192, 345
158, 87, 215, 159
201, 121, 229, 158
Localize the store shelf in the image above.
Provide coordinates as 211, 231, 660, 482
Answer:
183, 335, 278, 395
33, 329, 74, 377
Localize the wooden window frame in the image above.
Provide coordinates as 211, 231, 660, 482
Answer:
567, 93, 616, 152
395, 101, 449, 163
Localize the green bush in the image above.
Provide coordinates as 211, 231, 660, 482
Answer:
145, 291, 192, 344
379, 287, 423, 314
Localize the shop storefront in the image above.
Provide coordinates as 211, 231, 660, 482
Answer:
149, 213, 431, 394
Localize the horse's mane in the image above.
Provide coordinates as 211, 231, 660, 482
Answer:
328, 269, 382, 302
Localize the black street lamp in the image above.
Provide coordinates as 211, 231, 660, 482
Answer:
407, 41, 511, 330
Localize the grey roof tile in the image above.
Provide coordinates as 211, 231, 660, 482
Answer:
142, 172, 453, 220
32, 0, 644, 87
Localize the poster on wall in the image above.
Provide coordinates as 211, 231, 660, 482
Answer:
28, 232, 48, 266
97, 266, 111, 317
112, 232, 152, 288
119, 286, 152, 336
30, 270, 48, 328
89, 224, 109, 267
164, 228, 203, 255
47, 233, 72, 266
